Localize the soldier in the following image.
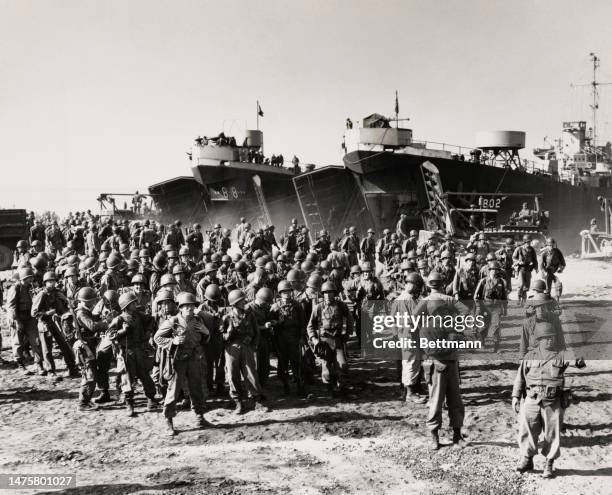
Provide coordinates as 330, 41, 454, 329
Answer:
452, 253, 479, 310
222, 289, 270, 414
12, 240, 31, 268
313, 230, 331, 259
327, 242, 350, 280
155, 292, 211, 436
270, 281, 306, 396
474, 261, 508, 352
495, 238, 515, 292
519, 280, 565, 356
196, 263, 220, 300
439, 251, 456, 295
479, 252, 497, 279
30, 219, 46, 248
246, 287, 274, 387
100, 253, 123, 294
402, 229, 419, 254
7, 267, 45, 374
340, 226, 360, 267
355, 262, 385, 309
394, 272, 427, 404
108, 292, 158, 416
63, 266, 85, 303
31, 271, 79, 377
92, 289, 121, 404
467, 232, 490, 257
413, 272, 470, 450
376, 229, 392, 264
513, 235, 538, 305
74, 287, 108, 411
539, 238, 565, 302
512, 321, 586, 478
360, 228, 376, 267
186, 223, 204, 259
263, 225, 278, 254
172, 264, 195, 294
307, 282, 352, 396
198, 284, 226, 395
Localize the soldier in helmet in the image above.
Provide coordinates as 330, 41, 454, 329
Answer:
172, 264, 195, 295
355, 262, 385, 332
186, 223, 204, 260
376, 228, 392, 264
108, 292, 158, 416
131, 274, 152, 314
178, 246, 195, 276
12, 240, 31, 268
307, 281, 352, 396
327, 241, 350, 280
402, 229, 419, 254
219, 228, 232, 254
512, 321, 586, 479
313, 229, 331, 259
7, 267, 45, 374
452, 253, 479, 311
539, 238, 565, 302
245, 287, 274, 387
91, 289, 121, 404
519, 280, 565, 356
412, 271, 471, 450
360, 228, 376, 267
63, 266, 85, 303
31, 271, 79, 378
195, 263, 220, 300
394, 272, 427, 404
513, 235, 538, 305
495, 237, 515, 292
198, 284, 226, 395
340, 226, 360, 267
466, 232, 490, 257
270, 280, 307, 396
29, 218, 46, 249
155, 291, 211, 436
438, 250, 456, 295
100, 253, 123, 294
222, 289, 270, 414
479, 252, 497, 279
474, 261, 508, 352
74, 287, 109, 411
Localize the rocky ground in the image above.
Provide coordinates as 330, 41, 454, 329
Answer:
0, 258, 611, 494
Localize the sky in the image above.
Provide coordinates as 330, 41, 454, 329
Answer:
1, 0, 612, 214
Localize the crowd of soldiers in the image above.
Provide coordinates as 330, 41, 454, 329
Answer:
1, 212, 585, 478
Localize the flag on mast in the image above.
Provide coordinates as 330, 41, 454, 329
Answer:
257, 102, 264, 117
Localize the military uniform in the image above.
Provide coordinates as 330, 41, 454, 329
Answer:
474, 275, 508, 350
154, 314, 209, 419
7, 281, 44, 371
198, 300, 226, 392
75, 307, 108, 406
513, 244, 537, 303
246, 300, 274, 387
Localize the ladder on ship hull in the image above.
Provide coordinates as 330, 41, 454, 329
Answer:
294, 174, 325, 242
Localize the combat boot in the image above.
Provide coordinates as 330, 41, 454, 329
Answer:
94, 390, 112, 404
429, 429, 440, 451
234, 401, 245, 415
406, 385, 427, 404
542, 459, 554, 479
78, 402, 98, 412
38, 366, 48, 376
196, 414, 212, 428
147, 398, 158, 412
126, 401, 136, 417
515, 456, 534, 473
165, 418, 176, 437
254, 400, 271, 413
452, 428, 466, 448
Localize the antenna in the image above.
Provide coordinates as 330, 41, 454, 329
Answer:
570, 53, 612, 147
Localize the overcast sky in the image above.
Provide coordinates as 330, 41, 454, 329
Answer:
1, 0, 612, 214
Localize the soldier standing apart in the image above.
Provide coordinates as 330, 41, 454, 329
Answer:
155, 292, 211, 436
539, 238, 565, 302
413, 271, 470, 450
307, 282, 352, 397
512, 321, 586, 478
222, 289, 270, 414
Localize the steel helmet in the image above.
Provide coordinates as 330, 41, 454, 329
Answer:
99, 252, 109, 263
221, 254, 232, 264
409, 229, 418, 237
64, 266, 79, 278
43, 271, 57, 282
131, 274, 146, 285
18, 267, 34, 280
522, 234, 531, 243
155, 288, 175, 304
265, 261, 276, 271
106, 253, 122, 269
294, 250, 306, 262
321, 281, 337, 293
255, 257, 266, 268
17, 240, 28, 249
330, 241, 338, 250
360, 261, 372, 272
172, 264, 185, 275
202, 246, 212, 255
127, 259, 139, 271
179, 246, 190, 256
214, 223, 221, 229
532, 279, 547, 292
306, 273, 323, 289
204, 284, 222, 302
118, 291, 138, 310
253, 249, 264, 259
427, 271, 444, 288
478, 233, 486, 240
119, 243, 130, 254
485, 253, 496, 262
103, 290, 119, 306
301, 260, 315, 274
162, 243, 173, 252
534, 321, 556, 340
211, 253, 222, 263
350, 265, 361, 275
407, 250, 417, 259
319, 260, 330, 271
31, 240, 41, 248
405, 272, 423, 285
475, 254, 485, 263
440, 250, 451, 260
176, 292, 197, 307
305, 252, 318, 263
505, 238, 515, 246
232, 252, 242, 263
160, 273, 177, 286
235, 261, 248, 273
286, 269, 301, 283
130, 248, 140, 260
416, 247, 424, 256
417, 259, 428, 269
67, 254, 79, 266
77, 287, 98, 302
277, 280, 293, 292
465, 253, 476, 261
488, 261, 502, 271
167, 250, 178, 260
227, 289, 246, 306
383, 228, 390, 235
256, 287, 274, 303
30, 256, 47, 270
400, 260, 411, 271
393, 247, 402, 254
